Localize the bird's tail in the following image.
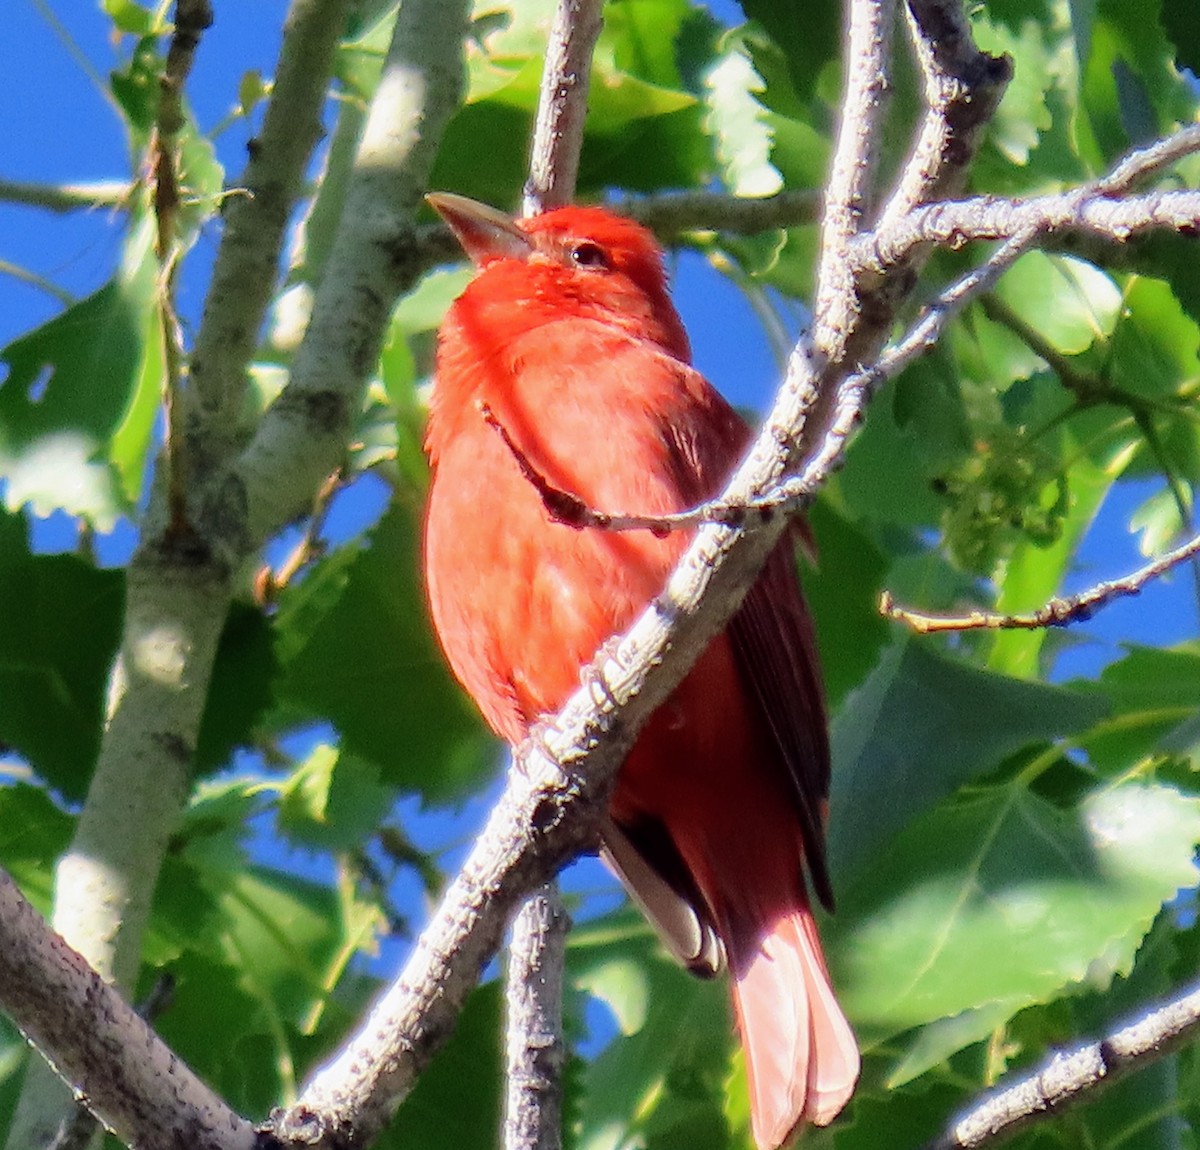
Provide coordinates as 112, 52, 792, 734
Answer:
730, 908, 859, 1150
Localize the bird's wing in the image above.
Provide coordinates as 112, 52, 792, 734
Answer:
647, 363, 834, 909
725, 536, 834, 909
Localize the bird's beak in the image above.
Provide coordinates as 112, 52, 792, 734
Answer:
426, 192, 534, 266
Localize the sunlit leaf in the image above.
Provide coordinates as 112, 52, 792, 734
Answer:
0, 216, 158, 526
993, 253, 1122, 355
277, 743, 397, 852
704, 37, 781, 197
828, 783, 1200, 1068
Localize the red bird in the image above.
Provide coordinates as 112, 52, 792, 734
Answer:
422, 193, 858, 1148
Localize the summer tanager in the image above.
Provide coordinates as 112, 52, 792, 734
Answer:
422, 193, 859, 1148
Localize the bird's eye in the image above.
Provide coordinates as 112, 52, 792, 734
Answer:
569, 241, 609, 270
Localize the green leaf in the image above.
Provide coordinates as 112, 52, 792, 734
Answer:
0, 510, 124, 799
148, 950, 272, 1114
994, 253, 1122, 355
828, 638, 1109, 885
803, 498, 891, 708
828, 783, 1200, 1074
571, 912, 733, 1150
391, 267, 473, 335
433, 0, 711, 206
1082, 3, 1198, 163
734, 0, 840, 100
101, 0, 156, 36
277, 743, 397, 852
383, 983, 504, 1149
273, 501, 493, 801
0, 784, 74, 911
1070, 0, 1099, 73
237, 69, 267, 117
704, 37, 781, 197
834, 377, 945, 533
987, 431, 1133, 678
1163, 0, 1200, 72
1072, 643, 1200, 775
110, 36, 161, 137
971, 11, 1059, 165
1130, 484, 1188, 556
206, 863, 378, 1033
0, 216, 159, 526
195, 601, 277, 774
1110, 276, 1200, 404
830, 1074, 966, 1150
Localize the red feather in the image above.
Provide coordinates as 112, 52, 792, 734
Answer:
424, 196, 859, 1147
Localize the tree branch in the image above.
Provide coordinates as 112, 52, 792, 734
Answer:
924, 979, 1200, 1149
0, 870, 255, 1150
503, 886, 569, 1150
152, 0, 213, 537
522, 0, 604, 216
224, 0, 469, 554
810, 0, 896, 359
0, 177, 131, 212
863, 187, 1200, 270
618, 188, 821, 238
183, 0, 353, 477
881, 526, 1200, 633
864, 122, 1200, 271
878, 0, 1010, 228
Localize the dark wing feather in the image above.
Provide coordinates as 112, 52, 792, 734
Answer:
660, 398, 834, 909
727, 531, 835, 910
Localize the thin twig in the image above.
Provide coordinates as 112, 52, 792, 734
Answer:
924, 979, 1200, 1149
151, 0, 213, 537
253, 467, 343, 607
479, 400, 775, 533
881, 527, 1200, 634
0, 259, 76, 304
864, 123, 1200, 273
0, 178, 132, 213
522, 0, 604, 216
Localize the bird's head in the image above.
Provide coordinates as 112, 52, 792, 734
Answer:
426, 193, 690, 362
